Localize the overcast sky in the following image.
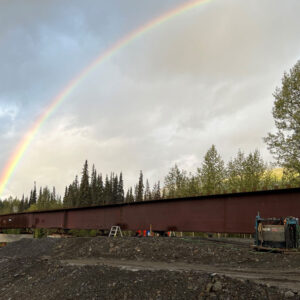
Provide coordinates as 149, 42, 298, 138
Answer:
0, 0, 299, 198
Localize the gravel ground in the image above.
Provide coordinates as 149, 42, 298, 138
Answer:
0, 236, 299, 299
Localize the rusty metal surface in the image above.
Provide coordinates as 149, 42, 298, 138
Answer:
0, 188, 299, 233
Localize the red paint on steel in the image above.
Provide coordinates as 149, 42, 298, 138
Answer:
0, 188, 299, 233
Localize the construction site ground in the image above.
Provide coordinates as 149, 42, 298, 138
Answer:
0, 236, 300, 299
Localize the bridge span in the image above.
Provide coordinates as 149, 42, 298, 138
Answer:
0, 188, 299, 234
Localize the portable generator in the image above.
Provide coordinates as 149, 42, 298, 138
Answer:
255, 213, 300, 249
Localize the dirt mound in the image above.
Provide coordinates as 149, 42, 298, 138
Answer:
0, 236, 299, 299
0, 238, 59, 258
52, 236, 300, 269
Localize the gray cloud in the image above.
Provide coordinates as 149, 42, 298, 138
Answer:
1, 0, 300, 197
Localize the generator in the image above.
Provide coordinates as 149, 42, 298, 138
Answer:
255, 213, 300, 249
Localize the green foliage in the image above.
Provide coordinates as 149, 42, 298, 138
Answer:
227, 150, 266, 192
117, 173, 124, 203
68, 229, 98, 237
136, 171, 144, 202
79, 160, 92, 206
281, 168, 300, 187
34, 228, 47, 238
152, 181, 161, 200
90, 165, 98, 205
199, 145, 226, 195
164, 165, 189, 198
264, 60, 300, 179
144, 179, 151, 201
2, 229, 21, 234
1, 136, 299, 216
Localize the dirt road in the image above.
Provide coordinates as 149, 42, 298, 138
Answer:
62, 257, 300, 292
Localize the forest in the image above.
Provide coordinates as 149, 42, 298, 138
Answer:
0, 60, 299, 215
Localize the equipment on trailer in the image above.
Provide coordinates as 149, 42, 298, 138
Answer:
254, 213, 300, 249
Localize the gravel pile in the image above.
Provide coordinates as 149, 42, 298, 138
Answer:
0, 238, 59, 258
0, 257, 294, 300
0, 236, 299, 299
52, 236, 300, 269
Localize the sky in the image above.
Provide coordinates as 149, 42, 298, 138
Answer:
0, 0, 299, 199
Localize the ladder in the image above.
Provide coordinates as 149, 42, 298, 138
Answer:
108, 226, 123, 237
168, 231, 176, 237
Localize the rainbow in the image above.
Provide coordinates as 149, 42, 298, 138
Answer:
0, 0, 211, 197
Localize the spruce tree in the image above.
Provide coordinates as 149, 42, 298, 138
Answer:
103, 175, 111, 204
63, 186, 69, 207
152, 181, 161, 200
96, 174, 104, 205
73, 175, 80, 207
129, 187, 134, 202
117, 172, 124, 203
136, 171, 144, 202
112, 175, 118, 204
79, 160, 91, 206
144, 179, 152, 201
32, 182, 37, 205
91, 165, 98, 205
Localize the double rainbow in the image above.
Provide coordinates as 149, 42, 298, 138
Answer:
0, 0, 211, 197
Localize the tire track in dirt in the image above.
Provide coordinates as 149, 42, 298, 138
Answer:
62, 258, 300, 292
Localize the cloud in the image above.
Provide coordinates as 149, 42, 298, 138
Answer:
1, 0, 300, 198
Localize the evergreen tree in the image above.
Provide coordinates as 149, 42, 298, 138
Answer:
73, 175, 80, 207
136, 171, 144, 202
117, 172, 124, 203
24, 197, 29, 210
20, 194, 25, 212
103, 175, 111, 204
29, 182, 37, 206
152, 181, 161, 200
112, 175, 118, 204
63, 186, 69, 207
51, 187, 56, 204
91, 165, 98, 205
96, 174, 104, 205
79, 160, 91, 206
129, 187, 134, 202
134, 184, 138, 202
144, 179, 152, 201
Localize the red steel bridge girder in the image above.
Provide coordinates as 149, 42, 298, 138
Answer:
0, 188, 299, 234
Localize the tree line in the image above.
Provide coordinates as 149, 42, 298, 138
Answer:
0, 60, 299, 214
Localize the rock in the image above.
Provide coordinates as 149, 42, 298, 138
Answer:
284, 291, 295, 298
206, 282, 213, 292
212, 281, 222, 292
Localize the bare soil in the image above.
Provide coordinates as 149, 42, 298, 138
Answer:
0, 236, 300, 299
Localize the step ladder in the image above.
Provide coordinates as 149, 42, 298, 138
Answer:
108, 226, 123, 237
168, 231, 176, 237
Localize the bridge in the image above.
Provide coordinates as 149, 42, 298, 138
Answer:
0, 187, 299, 233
